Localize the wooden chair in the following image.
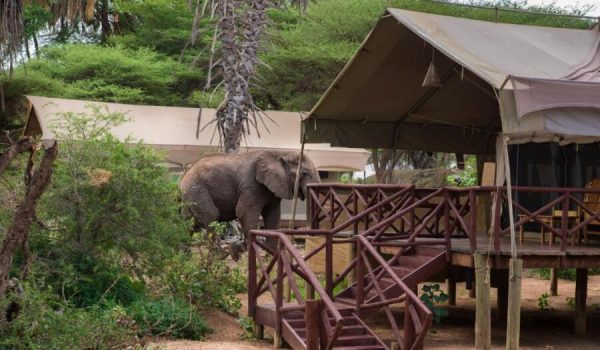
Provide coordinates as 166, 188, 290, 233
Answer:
583, 179, 600, 244
518, 213, 552, 245
549, 207, 581, 246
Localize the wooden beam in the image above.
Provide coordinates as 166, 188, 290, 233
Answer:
550, 268, 558, 296
575, 268, 588, 335
474, 254, 491, 350
305, 299, 321, 350
506, 258, 523, 350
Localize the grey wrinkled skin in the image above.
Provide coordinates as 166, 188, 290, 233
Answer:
180, 150, 320, 241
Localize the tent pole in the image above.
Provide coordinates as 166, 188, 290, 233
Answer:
503, 135, 522, 350
286, 116, 306, 302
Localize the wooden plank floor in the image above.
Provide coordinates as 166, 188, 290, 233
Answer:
450, 234, 600, 256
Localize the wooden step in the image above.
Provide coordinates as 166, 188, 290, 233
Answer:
391, 265, 414, 277
414, 245, 445, 257
328, 316, 360, 326
396, 254, 433, 268
334, 334, 379, 346
295, 324, 368, 338
333, 346, 385, 350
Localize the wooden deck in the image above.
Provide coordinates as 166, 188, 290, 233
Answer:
449, 234, 600, 269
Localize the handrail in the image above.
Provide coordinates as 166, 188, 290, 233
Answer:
250, 230, 344, 348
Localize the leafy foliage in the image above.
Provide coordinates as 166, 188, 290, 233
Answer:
0, 284, 138, 350
537, 292, 552, 310
447, 156, 478, 187
0, 106, 244, 346
420, 283, 449, 324
127, 296, 211, 340
162, 248, 245, 314
4, 44, 204, 106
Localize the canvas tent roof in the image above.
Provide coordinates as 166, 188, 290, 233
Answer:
24, 96, 369, 172
306, 9, 600, 154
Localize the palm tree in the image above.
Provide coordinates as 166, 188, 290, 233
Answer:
214, 0, 270, 153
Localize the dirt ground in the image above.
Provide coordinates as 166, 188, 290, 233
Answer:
155, 274, 600, 349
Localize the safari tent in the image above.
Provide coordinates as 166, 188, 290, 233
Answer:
24, 95, 370, 225
251, 8, 600, 346
25, 96, 369, 174
305, 8, 600, 189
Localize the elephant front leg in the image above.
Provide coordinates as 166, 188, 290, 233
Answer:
262, 201, 282, 251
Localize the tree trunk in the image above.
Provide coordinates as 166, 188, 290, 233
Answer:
216, 0, 270, 154
0, 141, 58, 299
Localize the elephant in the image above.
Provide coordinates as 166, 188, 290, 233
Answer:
180, 150, 320, 254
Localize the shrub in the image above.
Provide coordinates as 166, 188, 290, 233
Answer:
4, 44, 203, 106
0, 284, 138, 350
537, 292, 552, 310
420, 283, 449, 324
161, 251, 245, 315
127, 296, 210, 340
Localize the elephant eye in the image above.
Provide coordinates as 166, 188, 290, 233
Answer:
302, 169, 309, 176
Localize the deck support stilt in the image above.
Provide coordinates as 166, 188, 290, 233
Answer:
550, 268, 558, 296
274, 332, 283, 348
575, 268, 588, 335
506, 258, 523, 350
253, 324, 264, 340
497, 282, 508, 322
448, 277, 456, 306
474, 254, 491, 350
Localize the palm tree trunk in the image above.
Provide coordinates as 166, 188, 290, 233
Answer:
216, 0, 269, 154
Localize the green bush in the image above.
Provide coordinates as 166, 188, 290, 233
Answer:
4, 44, 204, 106
162, 251, 245, 314
0, 106, 247, 347
0, 284, 138, 350
127, 296, 210, 340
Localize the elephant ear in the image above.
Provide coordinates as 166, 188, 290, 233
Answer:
256, 152, 293, 199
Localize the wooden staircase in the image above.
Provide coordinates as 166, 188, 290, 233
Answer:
249, 231, 448, 350
282, 308, 387, 350
335, 245, 447, 317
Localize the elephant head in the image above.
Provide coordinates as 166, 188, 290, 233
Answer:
255, 151, 320, 201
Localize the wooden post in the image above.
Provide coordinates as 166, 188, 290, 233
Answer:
248, 234, 260, 338
253, 324, 264, 340
306, 280, 315, 300
403, 299, 416, 350
349, 196, 359, 284
355, 239, 364, 311
325, 234, 333, 296
506, 258, 523, 350
305, 299, 321, 350
448, 277, 456, 306
550, 268, 558, 296
274, 243, 284, 348
248, 234, 256, 319
575, 268, 588, 335
474, 254, 491, 350
497, 283, 508, 321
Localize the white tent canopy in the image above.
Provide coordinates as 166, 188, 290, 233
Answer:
25, 96, 370, 172
306, 9, 600, 153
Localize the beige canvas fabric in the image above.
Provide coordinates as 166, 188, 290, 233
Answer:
24, 96, 369, 172
306, 8, 600, 154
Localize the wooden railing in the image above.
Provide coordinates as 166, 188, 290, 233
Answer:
355, 234, 433, 349
248, 230, 344, 350
308, 184, 600, 254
